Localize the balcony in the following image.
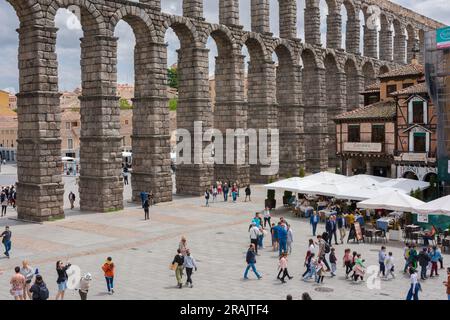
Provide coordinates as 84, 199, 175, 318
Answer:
343, 142, 384, 153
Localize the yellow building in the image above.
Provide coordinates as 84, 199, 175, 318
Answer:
0, 90, 9, 109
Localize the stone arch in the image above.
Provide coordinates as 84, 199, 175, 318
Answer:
361, 5, 379, 59
362, 60, 376, 87
342, 0, 359, 54
205, 24, 236, 55
345, 58, 361, 110
379, 65, 390, 75
109, 6, 157, 43
241, 33, 269, 60
6, 0, 43, 24
163, 16, 199, 48
46, 0, 107, 36
417, 28, 425, 64
403, 171, 419, 180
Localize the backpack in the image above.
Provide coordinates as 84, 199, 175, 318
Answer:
324, 242, 331, 254
38, 284, 49, 300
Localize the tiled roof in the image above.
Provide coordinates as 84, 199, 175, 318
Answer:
378, 64, 424, 79
335, 100, 396, 121
390, 82, 428, 96
361, 80, 381, 93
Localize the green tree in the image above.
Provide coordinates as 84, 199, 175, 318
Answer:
299, 167, 305, 178
119, 98, 132, 110
168, 98, 178, 111
168, 67, 178, 89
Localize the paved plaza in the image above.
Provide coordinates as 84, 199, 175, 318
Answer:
0, 164, 448, 300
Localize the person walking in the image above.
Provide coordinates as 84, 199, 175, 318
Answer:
29, 275, 49, 300
172, 249, 184, 288
55, 260, 71, 300
1, 190, 8, 216
68, 191, 76, 210
315, 257, 326, 284
418, 248, 431, 280
430, 246, 442, 277
78, 273, 92, 300
337, 213, 346, 244
1, 226, 12, 258
352, 254, 366, 282
245, 185, 251, 202
183, 249, 197, 288
263, 207, 271, 228
443, 267, 450, 300
278, 222, 288, 257
406, 268, 421, 300
244, 244, 262, 280
223, 183, 229, 202
204, 189, 210, 207
326, 216, 338, 245
249, 222, 261, 255
278, 253, 293, 283
231, 184, 238, 203
385, 252, 396, 279
286, 225, 294, 255
378, 246, 387, 278
179, 236, 188, 256
143, 197, 150, 220
310, 211, 320, 237
102, 257, 115, 294
330, 247, 337, 277
122, 167, 129, 185
140, 191, 149, 208
212, 186, 218, 203
20, 260, 34, 300
343, 249, 353, 279
317, 235, 331, 271
10, 266, 26, 300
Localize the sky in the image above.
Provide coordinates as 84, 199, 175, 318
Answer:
0, 0, 449, 93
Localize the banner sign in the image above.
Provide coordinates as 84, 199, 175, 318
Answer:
437, 27, 450, 49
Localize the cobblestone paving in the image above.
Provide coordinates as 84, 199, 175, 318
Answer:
0, 165, 448, 300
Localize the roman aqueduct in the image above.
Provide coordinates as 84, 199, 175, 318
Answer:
6, 0, 444, 221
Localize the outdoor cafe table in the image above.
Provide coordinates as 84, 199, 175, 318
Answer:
405, 225, 421, 241
377, 217, 394, 232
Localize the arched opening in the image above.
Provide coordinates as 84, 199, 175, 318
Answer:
418, 29, 425, 64
204, 0, 219, 23
270, 0, 280, 37
379, 65, 390, 75
362, 6, 379, 59
239, 0, 252, 31
362, 61, 376, 88
324, 53, 341, 168
319, 0, 328, 47
297, 0, 306, 40
340, 2, 348, 50
345, 59, 360, 110
403, 171, 419, 180
358, 9, 365, 55
302, 49, 327, 172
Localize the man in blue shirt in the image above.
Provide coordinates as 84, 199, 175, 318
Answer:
278, 222, 288, 256
310, 212, 320, 236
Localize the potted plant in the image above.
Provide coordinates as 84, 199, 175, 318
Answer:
389, 218, 402, 241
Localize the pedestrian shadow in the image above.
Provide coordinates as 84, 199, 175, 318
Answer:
163, 285, 181, 290
93, 292, 111, 297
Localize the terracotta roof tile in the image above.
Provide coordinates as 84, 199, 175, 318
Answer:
335, 100, 396, 121
361, 80, 381, 93
378, 64, 424, 79
390, 82, 428, 96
